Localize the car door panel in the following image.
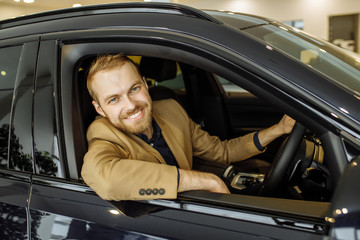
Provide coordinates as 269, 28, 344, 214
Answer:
0, 172, 30, 239
29, 179, 266, 240
29, 178, 325, 240
29, 178, 169, 239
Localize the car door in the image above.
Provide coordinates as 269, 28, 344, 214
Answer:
0, 39, 38, 239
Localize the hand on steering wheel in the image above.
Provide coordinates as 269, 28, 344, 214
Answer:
259, 122, 306, 196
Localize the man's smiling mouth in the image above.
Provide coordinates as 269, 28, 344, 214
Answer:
126, 109, 143, 119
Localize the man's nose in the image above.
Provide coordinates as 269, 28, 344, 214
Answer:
123, 95, 136, 110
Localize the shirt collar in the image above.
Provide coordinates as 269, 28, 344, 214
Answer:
136, 118, 161, 143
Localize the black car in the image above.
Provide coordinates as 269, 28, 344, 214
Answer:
1, 2, 359, 239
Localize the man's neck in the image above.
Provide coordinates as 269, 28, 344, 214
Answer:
136, 118, 157, 141
142, 127, 154, 140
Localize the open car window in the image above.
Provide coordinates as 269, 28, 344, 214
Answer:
71, 54, 333, 213
58, 36, 346, 233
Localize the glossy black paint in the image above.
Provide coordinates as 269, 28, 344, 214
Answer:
0, 2, 359, 239
0, 171, 30, 239
329, 155, 360, 239
34, 40, 64, 178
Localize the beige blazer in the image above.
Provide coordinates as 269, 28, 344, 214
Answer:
81, 99, 261, 200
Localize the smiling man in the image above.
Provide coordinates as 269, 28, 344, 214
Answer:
89, 60, 153, 138
81, 54, 295, 201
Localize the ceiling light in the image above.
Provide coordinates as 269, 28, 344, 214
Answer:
73, 3, 82, 7
144, 0, 172, 2
23, 0, 34, 3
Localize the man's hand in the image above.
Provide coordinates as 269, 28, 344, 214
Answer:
258, 115, 296, 147
178, 169, 230, 194
277, 114, 296, 135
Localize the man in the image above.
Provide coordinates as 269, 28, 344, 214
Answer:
81, 54, 295, 201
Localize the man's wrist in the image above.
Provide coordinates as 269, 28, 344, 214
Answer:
178, 169, 229, 194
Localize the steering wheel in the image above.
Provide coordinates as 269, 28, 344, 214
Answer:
259, 122, 306, 196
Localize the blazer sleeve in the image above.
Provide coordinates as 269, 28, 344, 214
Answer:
81, 121, 178, 201
190, 122, 262, 164
164, 99, 263, 164
177, 110, 263, 165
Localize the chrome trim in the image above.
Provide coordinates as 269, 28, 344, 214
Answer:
145, 199, 324, 233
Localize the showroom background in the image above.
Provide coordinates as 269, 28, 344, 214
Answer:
1, 0, 360, 53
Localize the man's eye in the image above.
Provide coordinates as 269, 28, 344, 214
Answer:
109, 97, 117, 103
131, 86, 140, 92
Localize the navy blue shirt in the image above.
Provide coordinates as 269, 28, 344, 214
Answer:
137, 119, 179, 168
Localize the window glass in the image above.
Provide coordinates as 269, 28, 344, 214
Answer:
244, 24, 360, 94
10, 43, 37, 173
0, 46, 22, 169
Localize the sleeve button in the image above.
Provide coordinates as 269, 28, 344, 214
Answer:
139, 189, 146, 196
146, 189, 152, 195
159, 188, 165, 195
153, 188, 159, 195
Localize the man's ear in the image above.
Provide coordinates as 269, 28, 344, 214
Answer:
92, 100, 106, 117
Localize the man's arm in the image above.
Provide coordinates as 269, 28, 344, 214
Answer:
257, 115, 296, 148
178, 168, 230, 194
176, 115, 295, 195
82, 139, 179, 201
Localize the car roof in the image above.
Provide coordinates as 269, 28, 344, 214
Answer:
0, 2, 274, 37
0, 2, 220, 30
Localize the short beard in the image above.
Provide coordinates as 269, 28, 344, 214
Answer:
111, 101, 153, 136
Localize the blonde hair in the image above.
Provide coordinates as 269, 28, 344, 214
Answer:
86, 54, 139, 101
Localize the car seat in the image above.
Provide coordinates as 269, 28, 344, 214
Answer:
139, 56, 182, 104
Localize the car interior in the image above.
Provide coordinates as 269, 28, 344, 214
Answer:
72, 54, 334, 204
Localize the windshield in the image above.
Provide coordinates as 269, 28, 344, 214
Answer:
242, 24, 360, 95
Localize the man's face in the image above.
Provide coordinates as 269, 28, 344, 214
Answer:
91, 62, 153, 137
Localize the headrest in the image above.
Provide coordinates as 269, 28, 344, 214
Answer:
139, 56, 177, 82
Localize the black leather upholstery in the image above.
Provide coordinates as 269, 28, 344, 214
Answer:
139, 56, 177, 82
139, 56, 182, 103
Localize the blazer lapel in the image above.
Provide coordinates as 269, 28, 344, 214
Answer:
154, 113, 191, 170
127, 134, 167, 164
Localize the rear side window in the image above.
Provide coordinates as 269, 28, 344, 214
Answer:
0, 46, 22, 169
